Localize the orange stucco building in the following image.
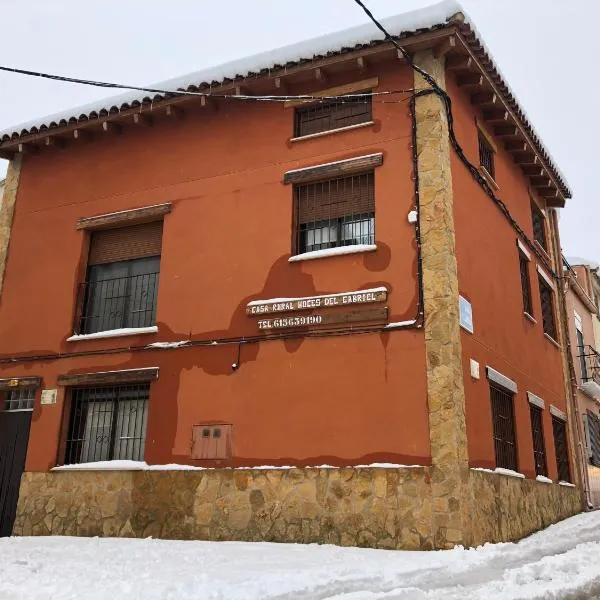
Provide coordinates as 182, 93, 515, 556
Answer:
0, 2, 584, 547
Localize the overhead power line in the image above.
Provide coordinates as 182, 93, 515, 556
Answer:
0, 64, 414, 103
350, 0, 557, 276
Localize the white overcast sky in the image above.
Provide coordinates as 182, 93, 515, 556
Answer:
0, 0, 596, 261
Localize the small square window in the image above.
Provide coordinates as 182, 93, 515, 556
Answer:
202, 428, 210, 438
213, 428, 221, 438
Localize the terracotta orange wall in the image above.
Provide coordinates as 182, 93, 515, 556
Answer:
0, 61, 432, 471
446, 71, 569, 480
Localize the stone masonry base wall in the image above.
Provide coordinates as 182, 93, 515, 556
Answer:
13, 468, 581, 549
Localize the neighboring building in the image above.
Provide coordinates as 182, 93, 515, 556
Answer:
564, 258, 600, 505
0, 1, 583, 547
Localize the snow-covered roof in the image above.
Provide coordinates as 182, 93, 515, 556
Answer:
0, 0, 571, 197
566, 256, 600, 270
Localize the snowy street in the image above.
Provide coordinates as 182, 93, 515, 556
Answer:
2, 511, 600, 600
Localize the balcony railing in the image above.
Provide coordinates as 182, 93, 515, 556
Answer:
579, 345, 600, 398
75, 272, 159, 335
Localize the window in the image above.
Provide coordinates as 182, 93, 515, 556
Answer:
490, 383, 518, 471
538, 276, 557, 339
294, 95, 372, 138
293, 172, 375, 255
2, 387, 35, 412
576, 326, 588, 381
64, 384, 149, 464
79, 221, 162, 334
478, 132, 495, 180
191, 424, 232, 460
586, 410, 600, 467
552, 416, 571, 482
519, 250, 533, 316
531, 201, 547, 251
529, 405, 547, 477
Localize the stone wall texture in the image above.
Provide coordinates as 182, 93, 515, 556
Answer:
469, 471, 581, 546
14, 467, 434, 550
0, 154, 22, 297
14, 468, 581, 549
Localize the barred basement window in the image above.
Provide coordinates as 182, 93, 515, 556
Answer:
294, 95, 372, 138
531, 202, 547, 251
529, 404, 547, 477
519, 250, 533, 316
64, 384, 149, 464
78, 221, 163, 334
2, 387, 36, 412
552, 416, 571, 482
293, 172, 375, 255
490, 383, 518, 471
478, 132, 495, 180
538, 276, 557, 340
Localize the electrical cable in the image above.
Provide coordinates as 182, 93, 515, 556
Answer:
351, 0, 558, 278
0, 64, 415, 103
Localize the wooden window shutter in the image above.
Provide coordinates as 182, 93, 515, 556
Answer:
295, 172, 374, 224
88, 221, 163, 265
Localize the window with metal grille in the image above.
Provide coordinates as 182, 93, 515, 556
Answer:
294, 96, 372, 138
64, 384, 149, 464
2, 387, 35, 412
576, 327, 588, 381
538, 276, 557, 339
490, 383, 518, 471
531, 202, 547, 251
478, 132, 495, 180
552, 416, 571, 482
586, 410, 600, 467
529, 404, 547, 477
293, 172, 374, 255
519, 250, 533, 316
78, 221, 162, 334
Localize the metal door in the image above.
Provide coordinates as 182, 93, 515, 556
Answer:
0, 410, 32, 536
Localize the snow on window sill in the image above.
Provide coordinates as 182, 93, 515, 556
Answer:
67, 326, 158, 342
384, 320, 417, 330
536, 475, 553, 484
534, 240, 551, 261
51, 460, 426, 472
524, 312, 537, 324
289, 244, 377, 263
559, 481, 576, 488
479, 166, 499, 191
471, 467, 525, 479
289, 121, 375, 143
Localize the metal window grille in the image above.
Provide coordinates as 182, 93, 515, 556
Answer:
293, 172, 375, 255
490, 383, 518, 471
529, 404, 547, 477
531, 203, 547, 250
576, 329, 589, 381
64, 384, 149, 465
294, 96, 372, 138
578, 345, 600, 385
519, 251, 533, 316
2, 387, 35, 412
538, 276, 557, 339
478, 132, 495, 179
586, 410, 600, 468
78, 257, 159, 334
552, 416, 571, 482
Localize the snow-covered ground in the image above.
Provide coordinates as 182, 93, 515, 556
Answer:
2, 511, 600, 599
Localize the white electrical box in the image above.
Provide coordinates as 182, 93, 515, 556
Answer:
470, 359, 480, 380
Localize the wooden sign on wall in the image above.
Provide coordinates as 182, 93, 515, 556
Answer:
247, 287, 387, 316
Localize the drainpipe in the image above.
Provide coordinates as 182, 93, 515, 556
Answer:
549, 209, 591, 509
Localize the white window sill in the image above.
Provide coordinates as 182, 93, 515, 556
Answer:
289, 121, 375, 143
559, 481, 575, 488
536, 475, 553, 484
289, 244, 377, 263
66, 326, 158, 342
479, 166, 499, 191
524, 312, 537, 324
543, 332, 560, 349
